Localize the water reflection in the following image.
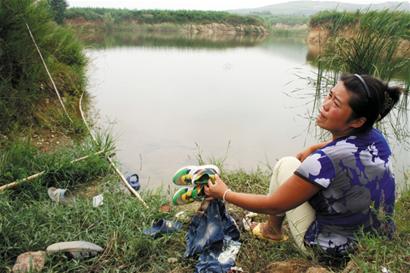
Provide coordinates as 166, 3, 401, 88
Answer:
78, 28, 268, 49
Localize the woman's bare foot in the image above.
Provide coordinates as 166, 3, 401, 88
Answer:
250, 222, 284, 241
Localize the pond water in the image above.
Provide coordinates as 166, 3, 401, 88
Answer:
85, 33, 409, 191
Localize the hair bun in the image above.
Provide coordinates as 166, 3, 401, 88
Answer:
378, 86, 402, 120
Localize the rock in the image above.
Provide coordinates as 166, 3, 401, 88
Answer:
341, 260, 359, 273
12, 251, 46, 273
159, 203, 171, 213
46, 241, 103, 259
306, 266, 330, 273
258, 259, 314, 273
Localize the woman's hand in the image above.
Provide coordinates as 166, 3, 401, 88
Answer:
204, 175, 229, 199
296, 147, 313, 162
297, 140, 332, 162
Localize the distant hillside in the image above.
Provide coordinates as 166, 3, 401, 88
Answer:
231, 1, 410, 16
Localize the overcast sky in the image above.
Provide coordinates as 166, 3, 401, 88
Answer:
66, 1, 409, 11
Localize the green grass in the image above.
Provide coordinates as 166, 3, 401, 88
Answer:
0, 135, 113, 187
0, 158, 302, 273
1, 143, 409, 273
351, 189, 410, 273
0, 177, 188, 272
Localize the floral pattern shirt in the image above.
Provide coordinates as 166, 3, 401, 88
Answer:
295, 128, 396, 254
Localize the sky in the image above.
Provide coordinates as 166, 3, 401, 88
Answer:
66, 0, 409, 11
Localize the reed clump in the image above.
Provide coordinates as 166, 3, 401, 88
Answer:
308, 10, 409, 142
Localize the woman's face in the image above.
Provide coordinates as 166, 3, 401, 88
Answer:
316, 81, 358, 138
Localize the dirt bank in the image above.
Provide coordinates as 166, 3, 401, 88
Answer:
65, 18, 268, 36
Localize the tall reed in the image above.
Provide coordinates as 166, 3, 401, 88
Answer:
311, 10, 409, 141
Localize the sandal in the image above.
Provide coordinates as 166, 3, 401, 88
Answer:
143, 219, 182, 237
126, 173, 140, 191
251, 223, 288, 243
48, 187, 70, 204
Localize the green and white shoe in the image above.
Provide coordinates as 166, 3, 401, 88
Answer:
172, 165, 220, 186
172, 185, 205, 206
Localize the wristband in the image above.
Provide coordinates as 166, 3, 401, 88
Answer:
222, 189, 232, 203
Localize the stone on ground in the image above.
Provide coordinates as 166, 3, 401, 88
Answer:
257, 259, 330, 273
12, 251, 46, 273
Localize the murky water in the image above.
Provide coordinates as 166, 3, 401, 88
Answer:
85, 34, 409, 190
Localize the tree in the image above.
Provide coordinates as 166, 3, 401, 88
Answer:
48, 0, 68, 24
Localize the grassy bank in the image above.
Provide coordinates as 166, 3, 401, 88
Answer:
1, 140, 409, 272
309, 10, 410, 36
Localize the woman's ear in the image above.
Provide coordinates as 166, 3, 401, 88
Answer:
349, 117, 367, 128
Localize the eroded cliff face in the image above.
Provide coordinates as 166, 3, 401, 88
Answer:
181, 23, 267, 35
65, 18, 268, 36
306, 26, 410, 59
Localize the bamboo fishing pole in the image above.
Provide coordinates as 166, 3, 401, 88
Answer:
26, 22, 148, 208
26, 23, 73, 123
79, 93, 149, 208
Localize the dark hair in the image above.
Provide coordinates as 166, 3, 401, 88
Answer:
340, 73, 402, 133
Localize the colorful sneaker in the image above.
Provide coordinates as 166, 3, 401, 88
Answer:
172, 166, 196, 186
172, 185, 205, 205
172, 165, 220, 186
191, 167, 219, 186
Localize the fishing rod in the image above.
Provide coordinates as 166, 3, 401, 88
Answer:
25, 21, 148, 208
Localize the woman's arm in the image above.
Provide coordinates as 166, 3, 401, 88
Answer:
296, 140, 332, 162
204, 175, 321, 215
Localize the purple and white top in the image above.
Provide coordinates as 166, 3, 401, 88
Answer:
295, 128, 396, 254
